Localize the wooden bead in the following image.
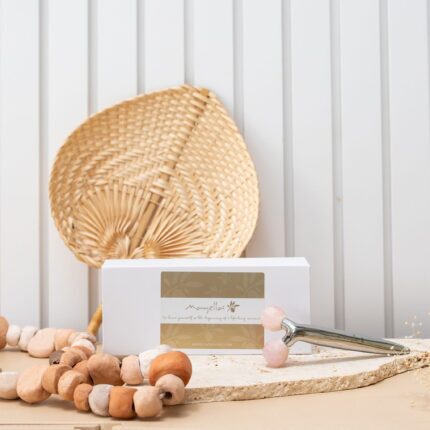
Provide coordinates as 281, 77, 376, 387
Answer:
157, 344, 172, 354
73, 383, 93, 412
18, 326, 38, 351
73, 360, 92, 385
41, 364, 71, 394
16, 364, 50, 404
54, 328, 75, 351
72, 338, 96, 354
87, 354, 122, 386
49, 350, 64, 365
27, 328, 56, 358
72, 332, 97, 344
70, 347, 87, 362
148, 351, 192, 386
138, 349, 161, 379
0, 316, 9, 349
67, 331, 80, 346
108, 386, 137, 419
156, 374, 185, 406
133, 386, 163, 418
0, 371, 19, 399
6, 325, 21, 347
58, 370, 86, 401
73, 344, 93, 359
60, 349, 83, 368
88, 384, 112, 417
121, 355, 143, 385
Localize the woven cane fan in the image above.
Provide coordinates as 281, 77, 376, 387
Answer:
50, 85, 259, 333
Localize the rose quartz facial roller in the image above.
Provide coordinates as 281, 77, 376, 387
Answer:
261, 306, 410, 368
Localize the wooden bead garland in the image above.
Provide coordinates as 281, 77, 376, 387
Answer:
0, 315, 192, 420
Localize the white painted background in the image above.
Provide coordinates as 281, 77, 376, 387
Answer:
0, 0, 429, 338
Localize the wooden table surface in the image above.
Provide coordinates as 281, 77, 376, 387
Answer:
1, 348, 430, 430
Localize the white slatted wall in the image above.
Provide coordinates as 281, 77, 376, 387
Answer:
0, 0, 429, 337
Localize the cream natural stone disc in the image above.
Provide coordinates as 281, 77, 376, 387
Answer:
184, 339, 430, 404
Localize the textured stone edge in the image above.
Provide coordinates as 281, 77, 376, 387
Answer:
184, 350, 430, 404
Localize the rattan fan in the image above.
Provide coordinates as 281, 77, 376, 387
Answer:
49, 85, 259, 333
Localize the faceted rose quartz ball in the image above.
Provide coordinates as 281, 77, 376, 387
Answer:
260, 306, 286, 331
263, 339, 289, 368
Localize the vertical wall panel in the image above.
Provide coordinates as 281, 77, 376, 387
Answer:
89, 0, 138, 325
94, 0, 137, 109
143, 0, 184, 91
340, 0, 385, 335
290, 0, 335, 327
242, 0, 285, 257
192, 0, 234, 113
0, 0, 40, 326
46, 0, 88, 329
388, 0, 430, 337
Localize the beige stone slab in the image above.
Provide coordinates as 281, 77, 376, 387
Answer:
185, 338, 430, 403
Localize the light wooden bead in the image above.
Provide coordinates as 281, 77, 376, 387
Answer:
67, 331, 80, 346
54, 329, 75, 351
18, 326, 38, 351
157, 344, 172, 354
72, 338, 96, 354
27, 328, 56, 358
41, 364, 71, 394
108, 386, 137, 419
0, 316, 8, 349
6, 325, 21, 347
87, 354, 122, 386
133, 386, 163, 418
73, 383, 93, 412
74, 360, 92, 385
16, 364, 50, 403
72, 332, 97, 344
138, 349, 160, 379
72, 344, 93, 359
148, 351, 192, 386
88, 384, 112, 417
156, 374, 185, 406
70, 347, 88, 362
0, 371, 19, 399
58, 370, 86, 401
60, 349, 83, 368
121, 355, 143, 385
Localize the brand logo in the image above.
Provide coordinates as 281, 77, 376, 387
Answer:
184, 300, 241, 314
227, 300, 240, 313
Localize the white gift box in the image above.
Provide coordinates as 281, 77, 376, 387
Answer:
102, 257, 310, 355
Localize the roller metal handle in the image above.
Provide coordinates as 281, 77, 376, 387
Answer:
281, 319, 410, 355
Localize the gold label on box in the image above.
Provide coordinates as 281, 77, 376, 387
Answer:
160, 272, 264, 349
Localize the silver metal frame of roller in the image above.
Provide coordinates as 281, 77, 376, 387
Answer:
281, 319, 410, 355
